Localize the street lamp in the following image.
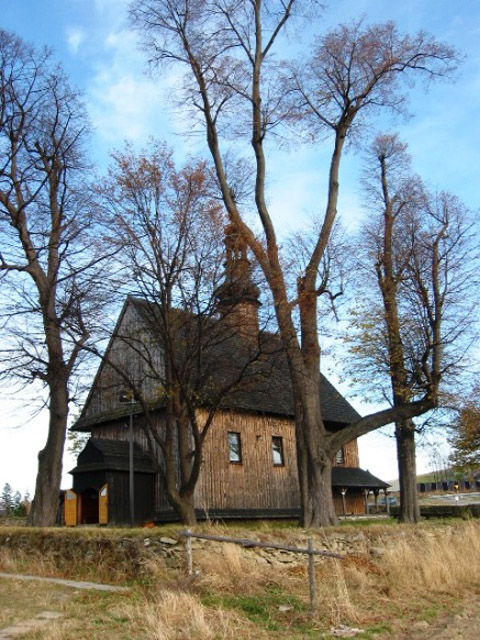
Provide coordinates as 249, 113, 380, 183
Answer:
385, 488, 391, 516
119, 390, 136, 527
340, 488, 347, 519
364, 488, 370, 516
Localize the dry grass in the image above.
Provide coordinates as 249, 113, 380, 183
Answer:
0, 579, 70, 629
188, 520, 480, 635
122, 590, 263, 640
0, 547, 60, 578
0, 528, 152, 584
194, 543, 272, 593
321, 560, 360, 625
381, 520, 480, 594
3, 520, 480, 638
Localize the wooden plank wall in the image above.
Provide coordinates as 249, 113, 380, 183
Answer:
194, 409, 300, 512
91, 410, 365, 516
91, 416, 175, 515
333, 490, 365, 515
333, 439, 359, 468
84, 303, 165, 421
106, 471, 155, 525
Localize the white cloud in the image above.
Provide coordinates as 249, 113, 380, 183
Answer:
85, 28, 172, 159
93, 0, 129, 15
66, 27, 85, 55
90, 73, 164, 142
104, 30, 133, 50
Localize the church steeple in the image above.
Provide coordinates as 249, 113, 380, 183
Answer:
216, 223, 260, 342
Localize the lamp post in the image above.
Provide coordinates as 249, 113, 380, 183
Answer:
119, 390, 135, 527
340, 488, 347, 519
364, 488, 370, 516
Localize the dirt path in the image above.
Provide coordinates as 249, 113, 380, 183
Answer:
0, 574, 130, 639
0, 572, 129, 592
398, 597, 480, 640
0, 611, 63, 639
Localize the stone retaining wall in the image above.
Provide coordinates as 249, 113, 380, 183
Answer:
0, 524, 467, 579
0, 528, 381, 578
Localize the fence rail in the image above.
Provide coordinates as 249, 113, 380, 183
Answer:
178, 529, 344, 609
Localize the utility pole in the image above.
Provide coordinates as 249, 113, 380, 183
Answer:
119, 390, 136, 526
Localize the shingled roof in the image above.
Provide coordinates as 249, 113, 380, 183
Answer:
69, 438, 156, 474
73, 296, 361, 431
132, 296, 361, 425
332, 467, 390, 489
215, 350, 360, 425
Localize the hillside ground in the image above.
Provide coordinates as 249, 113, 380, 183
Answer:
1, 518, 480, 639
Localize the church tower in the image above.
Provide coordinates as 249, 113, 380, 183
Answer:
216, 223, 261, 343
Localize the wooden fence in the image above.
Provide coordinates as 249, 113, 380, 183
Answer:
178, 529, 343, 609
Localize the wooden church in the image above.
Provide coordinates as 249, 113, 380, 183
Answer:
67, 228, 388, 526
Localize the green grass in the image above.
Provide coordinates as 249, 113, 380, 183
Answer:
338, 517, 397, 527
418, 601, 450, 623
202, 586, 309, 634
353, 624, 394, 639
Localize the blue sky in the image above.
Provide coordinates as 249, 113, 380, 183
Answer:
1, 0, 478, 493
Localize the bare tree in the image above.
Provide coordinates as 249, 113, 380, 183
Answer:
0, 30, 108, 526
96, 141, 271, 524
348, 134, 478, 522
129, 1, 459, 526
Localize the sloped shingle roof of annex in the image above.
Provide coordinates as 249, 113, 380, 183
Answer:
69, 438, 156, 474
331, 467, 390, 489
73, 296, 361, 431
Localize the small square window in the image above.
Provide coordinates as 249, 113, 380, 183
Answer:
272, 436, 284, 466
335, 448, 345, 465
228, 432, 242, 463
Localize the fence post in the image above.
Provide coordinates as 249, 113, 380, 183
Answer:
185, 528, 193, 576
308, 537, 316, 610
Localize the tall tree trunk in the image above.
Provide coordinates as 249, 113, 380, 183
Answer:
167, 488, 197, 525
172, 495, 197, 526
28, 381, 69, 527
295, 421, 337, 527
293, 372, 338, 528
307, 453, 337, 527
294, 275, 339, 528
396, 419, 420, 523
296, 428, 311, 526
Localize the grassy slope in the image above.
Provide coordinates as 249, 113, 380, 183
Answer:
1, 520, 480, 639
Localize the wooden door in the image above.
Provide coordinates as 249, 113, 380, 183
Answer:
99, 484, 108, 525
64, 490, 78, 527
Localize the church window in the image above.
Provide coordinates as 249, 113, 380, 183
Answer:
228, 432, 242, 463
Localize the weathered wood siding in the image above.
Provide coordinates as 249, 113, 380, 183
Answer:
90, 415, 175, 515
84, 302, 165, 422
90, 409, 365, 517
106, 471, 155, 525
73, 470, 107, 494
333, 439, 359, 468
194, 409, 300, 512
333, 489, 365, 516
345, 439, 359, 467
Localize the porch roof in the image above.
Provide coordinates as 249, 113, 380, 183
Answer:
332, 467, 390, 490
